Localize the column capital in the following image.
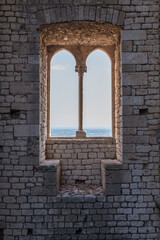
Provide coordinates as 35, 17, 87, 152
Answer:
75, 65, 87, 75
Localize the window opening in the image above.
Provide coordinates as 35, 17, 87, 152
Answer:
84, 50, 112, 137
50, 50, 78, 137
50, 48, 112, 138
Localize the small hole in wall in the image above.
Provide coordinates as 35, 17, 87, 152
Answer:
75, 180, 85, 184
10, 109, 21, 119
0, 146, 3, 152
139, 108, 148, 115
27, 229, 33, 235
76, 228, 82, 234
0, 229, 4, 240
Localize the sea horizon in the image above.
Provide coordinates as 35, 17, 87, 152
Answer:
50, 127, 112, 137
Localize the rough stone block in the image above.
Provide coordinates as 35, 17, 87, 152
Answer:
122, 53, 147, 64
10, 82, 39, 95
136, 145, 151, 153
14, 125, 39, 137
122, 41, 132, 52
122, 30, 147, 40
106, 183, 121, 195
122, 73, 147, 86
123, 96, 144, 105
28, 55, 40, 64
123, 115, 147, 127
117, 11, 125, 25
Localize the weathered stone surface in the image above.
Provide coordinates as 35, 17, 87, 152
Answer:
122, 30, 147, 40
122, 73, 147, 86
122, 53, 148, 64
14, 125, 40, 137
0, 1, 160, 240
10, 82, 39, 95
123, 96, 144, 105
123, 115, 148, 127
122, 41, 132, 52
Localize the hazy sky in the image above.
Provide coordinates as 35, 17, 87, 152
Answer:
50, 49, 111, 130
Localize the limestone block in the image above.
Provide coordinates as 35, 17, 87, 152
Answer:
122, 41, 132, 52
28, 55, 39, 64
13, 43, 30, 54
95, 6, 101, 21
48, 8, 56, 23
112, 9, 119, 24
89, 6, 96, 21
106, 183, 121, 195
123, 116, 147, 127
117, 11, 125, 25
11, 103, 38, 110
79, 6, 84, 21
43, 9, 51, 24
85, 195, 96, 203
101, 7, 107, 22
122, 53, 147, 64
136, 6, 149, 12
35, 10, 45, 24
10, 82, 39, 95
19, 156, 38, 165
14, 125, 39, 137
122, 73, 147, 86
136, 145, 151, 153
123, 96, 144, 105
27, 111, 39, 124
104, 8, 113, 23
27, 137, 39, 156
72, 6, 79, 21
122, 30, 147, 40
104, 0, 118, 4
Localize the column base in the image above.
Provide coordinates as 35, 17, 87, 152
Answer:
76, 130, 86, 138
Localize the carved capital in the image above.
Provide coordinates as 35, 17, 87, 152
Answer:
75, 65, 87, 76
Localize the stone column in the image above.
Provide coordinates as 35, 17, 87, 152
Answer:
75, 65, 87, 138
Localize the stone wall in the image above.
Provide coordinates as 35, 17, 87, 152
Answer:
46, 139, 116, 185
0, 0, 160, 240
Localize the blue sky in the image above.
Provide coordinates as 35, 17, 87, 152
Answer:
50, 49, 111, 130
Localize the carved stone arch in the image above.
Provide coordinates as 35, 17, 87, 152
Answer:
40, 18, 122, 163
35, 6, 125, 26
84, 47, 112, 67
48, 48, 77, 68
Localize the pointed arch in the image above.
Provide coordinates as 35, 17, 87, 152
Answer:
50, 48, 77, 65
85, 47, 112, 63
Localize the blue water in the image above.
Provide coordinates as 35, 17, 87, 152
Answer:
51, 128, 112, 137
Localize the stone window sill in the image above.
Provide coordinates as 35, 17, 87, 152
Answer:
46, 137, 116, 144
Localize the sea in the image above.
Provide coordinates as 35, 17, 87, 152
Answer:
51, 128, 112, 137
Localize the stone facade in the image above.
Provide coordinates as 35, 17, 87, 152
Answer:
0, 1, 160, 240
46, 139, 116, 185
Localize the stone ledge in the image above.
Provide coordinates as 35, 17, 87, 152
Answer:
101, 159, 131, 196
39, 159, 60, 169
101, 159, 122, 169
46, 137, 116, 144
33, 159, 61, 195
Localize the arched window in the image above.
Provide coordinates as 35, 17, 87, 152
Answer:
49, 47, 113, 138
84, 50, 112, 137
50, 50, 78, 137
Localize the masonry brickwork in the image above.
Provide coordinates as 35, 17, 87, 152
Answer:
0, 1, 160, 240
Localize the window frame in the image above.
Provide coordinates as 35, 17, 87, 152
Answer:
47, 45, 115, 139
